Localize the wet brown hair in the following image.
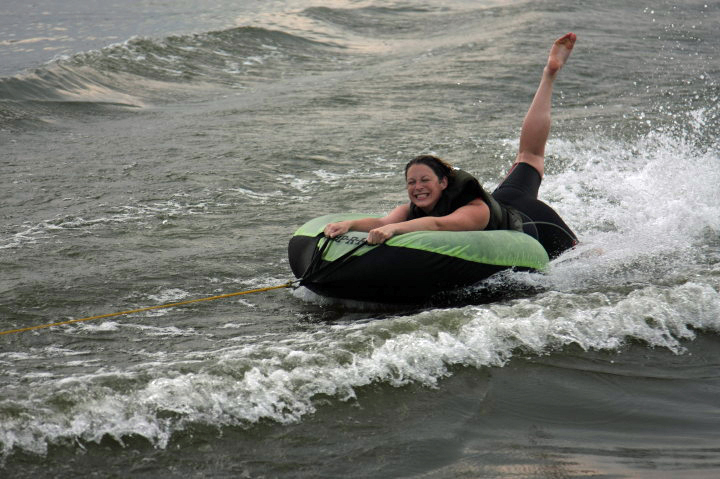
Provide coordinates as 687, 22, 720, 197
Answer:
404, 155, 455, 181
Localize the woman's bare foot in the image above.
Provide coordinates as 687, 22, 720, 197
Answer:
547, 32, 576, 75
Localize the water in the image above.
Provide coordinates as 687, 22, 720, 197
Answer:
1, 0, 719, 477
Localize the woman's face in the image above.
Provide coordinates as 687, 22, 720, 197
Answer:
406, 163, 448, 213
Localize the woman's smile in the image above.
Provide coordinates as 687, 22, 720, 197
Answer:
406, 163, 447, 213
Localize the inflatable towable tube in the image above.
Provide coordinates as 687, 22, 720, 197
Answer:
288, 213, 550, 304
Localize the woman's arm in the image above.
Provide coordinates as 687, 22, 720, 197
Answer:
366, 199, 489, 244
323, 204, 410, 238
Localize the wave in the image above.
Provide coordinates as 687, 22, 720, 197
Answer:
304, 5, 445, 37
0, 1, 518, 125
540, 104, 720, 294
2, 4, 719, 462
0, 25, 348, 126
2, 158, 719, 464
3, 99, 720, 462
2, 279, 718, 459
0, 197, 217, 250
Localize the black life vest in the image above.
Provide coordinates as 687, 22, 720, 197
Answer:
406, 169, 523, 231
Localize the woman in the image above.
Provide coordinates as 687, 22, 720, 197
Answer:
324, 33, 578, 259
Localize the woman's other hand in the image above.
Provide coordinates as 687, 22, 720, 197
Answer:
367, 224, 398, 244
323, 221, 351, 238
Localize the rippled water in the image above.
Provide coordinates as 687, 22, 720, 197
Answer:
1, 0, 719, 477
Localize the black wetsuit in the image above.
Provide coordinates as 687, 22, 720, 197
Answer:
406, 169, 523, 232
407, 166, 577, 259
492, 162, 577, 259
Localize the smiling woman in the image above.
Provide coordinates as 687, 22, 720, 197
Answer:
323, 32, 579, 258
2, 0, 719, 474
323, 155, 498, 245
405, 158, 451, 214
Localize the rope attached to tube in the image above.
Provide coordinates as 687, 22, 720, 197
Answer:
1, 234, 367, 337
0, 281, 298, 337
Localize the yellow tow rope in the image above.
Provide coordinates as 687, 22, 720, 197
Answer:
0, 281, 297, 337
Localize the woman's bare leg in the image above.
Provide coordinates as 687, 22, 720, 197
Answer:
514, 32, 576, 178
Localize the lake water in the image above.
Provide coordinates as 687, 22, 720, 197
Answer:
1, 0, 719, 477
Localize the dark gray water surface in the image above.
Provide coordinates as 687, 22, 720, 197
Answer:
2, 0, 719, 477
